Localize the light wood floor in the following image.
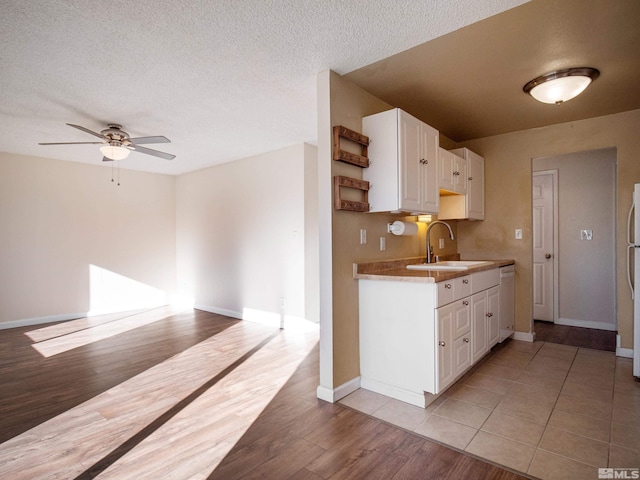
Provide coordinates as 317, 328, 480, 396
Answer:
0, 307, 529, 479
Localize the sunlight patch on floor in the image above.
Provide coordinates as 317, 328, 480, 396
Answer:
29, 306, 183, 358
0, 317, 318, 479
24, 308, 152, 343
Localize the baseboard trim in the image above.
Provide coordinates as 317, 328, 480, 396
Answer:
556, 317, 617, 331
512, 331, 535, 342
0, 312, 88, 330
616, 347, 634, 359
316, 377, 360, 403
360, 377, 426, 408
194, 304, 242, 320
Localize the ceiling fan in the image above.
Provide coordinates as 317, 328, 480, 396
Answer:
39, 123, 175, 161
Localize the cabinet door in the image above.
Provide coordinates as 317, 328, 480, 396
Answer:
467, 150, 485, 220
438, 148, 455, 192
398, 110, 422, 212
436, 304, 454, 392
420, 123, 439, 213
452, 298, 471, 338
453, 333, 472, 376
453, 154, 468, 194
487, 286, 500, 348
471, 291, 488, 363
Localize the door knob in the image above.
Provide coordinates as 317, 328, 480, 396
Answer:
545, 253, 552, 259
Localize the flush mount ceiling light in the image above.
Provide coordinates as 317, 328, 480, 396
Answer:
100, 142, 131, 161
523, 67, 600, 105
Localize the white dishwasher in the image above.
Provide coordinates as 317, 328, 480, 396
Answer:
499, 265, 515, 342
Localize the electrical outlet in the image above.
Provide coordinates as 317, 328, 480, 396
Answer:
439, 238, 445, 249
515, 229, 523, 240
360, 229, 367, 245
379, 237, 386, 251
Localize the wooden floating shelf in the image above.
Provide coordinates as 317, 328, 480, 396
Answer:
334, 175, 370, 212
333, 125, 370, 168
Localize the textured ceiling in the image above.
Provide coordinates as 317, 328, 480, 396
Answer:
1, 0, 529, 175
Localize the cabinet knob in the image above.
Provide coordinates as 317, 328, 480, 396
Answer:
486, 313, 491, 317
463, 337, 470, 343
445, 283, 452, 289
468, 176, 473, 181
462, 279, 469, 284
438, 341, 446, 347
462, 300, 469, 306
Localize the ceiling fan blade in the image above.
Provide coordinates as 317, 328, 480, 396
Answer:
39, 141, 105, 145
128, 136, 171, 145
129, 144, 175, 160
66, 123, 106, 140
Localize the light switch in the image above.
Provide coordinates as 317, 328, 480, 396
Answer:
439, 238, 445, 249
515, 229, 523, 240
379, 237, 386, 251
360, 229, 367, 245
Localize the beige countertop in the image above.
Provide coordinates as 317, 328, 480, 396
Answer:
354, 257, 515, 283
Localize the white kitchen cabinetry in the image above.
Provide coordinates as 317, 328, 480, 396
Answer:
363, 108, 439, 214
471, 285, 500, 363
439, 147, 485, 220
438, 148, 467, 194
358, 268, 499, 407
436, 296, 472, 391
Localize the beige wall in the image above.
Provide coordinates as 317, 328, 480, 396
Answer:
176, 143, 318, 324
319, 71, 458, 390
457, 109, 640, 348
0, 152, 177, 326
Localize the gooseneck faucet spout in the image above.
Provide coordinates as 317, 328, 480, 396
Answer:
425, 221, 455, 263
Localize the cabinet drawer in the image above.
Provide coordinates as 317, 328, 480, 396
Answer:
437, 280, 455, 305
458, 275, 472, 297
471, 268, 499, 293
437, 275, 472, 306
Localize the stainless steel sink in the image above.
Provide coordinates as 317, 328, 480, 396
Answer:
406, 260, 494, 271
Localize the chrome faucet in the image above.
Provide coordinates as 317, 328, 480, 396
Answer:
426, 221, 455, 263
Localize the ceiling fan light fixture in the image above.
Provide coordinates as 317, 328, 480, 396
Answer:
523, 67, 600, 105
100, 143, 131, 160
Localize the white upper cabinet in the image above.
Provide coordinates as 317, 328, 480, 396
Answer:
363, 108, 439, 214
439, 147, 485, 220
438, 148, 467, 195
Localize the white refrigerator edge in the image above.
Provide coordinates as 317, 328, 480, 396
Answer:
626, 183, 640, 377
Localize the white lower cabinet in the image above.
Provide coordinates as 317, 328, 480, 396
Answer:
358, 268, 500, 407
471, 285, 500, 363
436, 298, 471, 392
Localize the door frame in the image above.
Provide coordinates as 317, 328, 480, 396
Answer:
532, 169, 559, 323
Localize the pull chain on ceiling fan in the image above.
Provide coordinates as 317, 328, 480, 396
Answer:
39, 123, 176, 162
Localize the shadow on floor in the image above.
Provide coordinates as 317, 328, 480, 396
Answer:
533, 320, 616, 351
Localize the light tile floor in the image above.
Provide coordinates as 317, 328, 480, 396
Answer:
340, 340, 640, 480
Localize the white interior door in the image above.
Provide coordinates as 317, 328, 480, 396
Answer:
532, 172, 555, 321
